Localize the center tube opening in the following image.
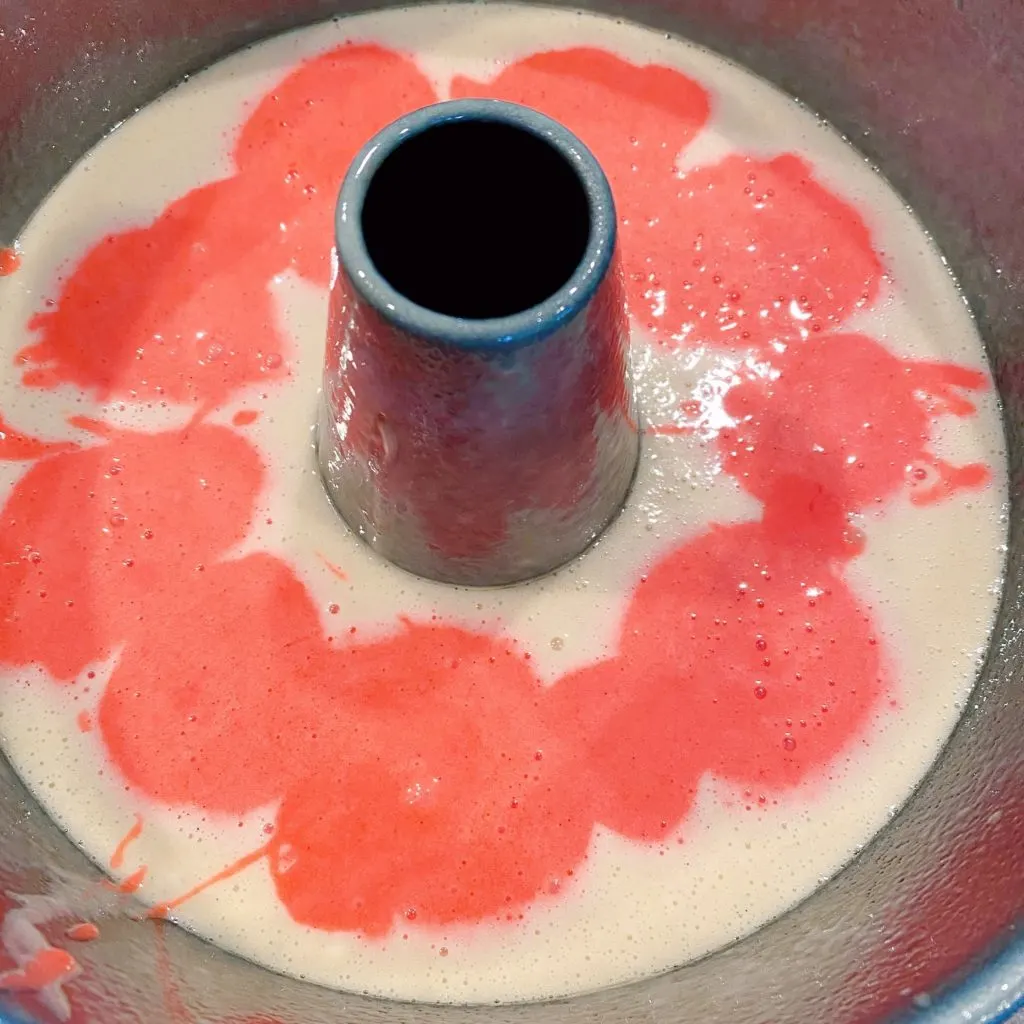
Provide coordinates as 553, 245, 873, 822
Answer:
360, 119, 592, 320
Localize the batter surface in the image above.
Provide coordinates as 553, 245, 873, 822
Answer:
0, 4, 1008, 1005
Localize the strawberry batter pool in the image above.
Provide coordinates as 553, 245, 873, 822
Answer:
0, 3, 1008, 1006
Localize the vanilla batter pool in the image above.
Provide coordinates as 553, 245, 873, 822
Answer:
0, 3, 1008, 1005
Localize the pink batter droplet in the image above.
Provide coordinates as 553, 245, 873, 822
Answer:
909, 459, 992, 507
0, 247, 21, 276
65, 923, 100, 943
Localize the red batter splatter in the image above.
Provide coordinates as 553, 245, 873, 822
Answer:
317, 553, 347, 581
152, 918, 197, 1024
234, 44, 438, 287
0, 43, 995, 941
108, 866, 148, 895
0, 247, 20, 276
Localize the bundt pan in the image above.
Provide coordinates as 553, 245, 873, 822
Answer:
0, 0, 1022, 1022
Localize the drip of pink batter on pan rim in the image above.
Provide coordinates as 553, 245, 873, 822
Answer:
0, 248, 20, 277
0, 42, 993, 946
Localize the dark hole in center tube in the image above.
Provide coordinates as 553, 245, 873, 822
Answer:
361, 119, 592, 320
